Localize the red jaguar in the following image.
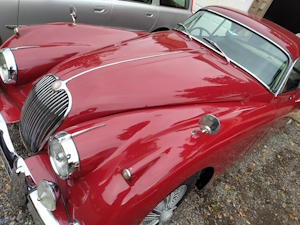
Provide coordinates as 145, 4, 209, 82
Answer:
0, 6, 299, 225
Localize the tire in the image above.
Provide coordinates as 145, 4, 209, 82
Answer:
139, 174, 197, 225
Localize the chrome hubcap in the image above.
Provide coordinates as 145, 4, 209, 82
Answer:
160, 209, 173, 222
140, 185, 187, 225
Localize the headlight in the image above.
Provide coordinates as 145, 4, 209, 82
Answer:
37, 180, 60, 211
48, 131, 80, 180
0, 48, 17, 84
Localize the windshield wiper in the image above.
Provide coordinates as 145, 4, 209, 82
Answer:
203, 37, 230, 64
176, 23, 192, 40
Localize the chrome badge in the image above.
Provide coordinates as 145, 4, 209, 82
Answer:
52, 80, 62, 91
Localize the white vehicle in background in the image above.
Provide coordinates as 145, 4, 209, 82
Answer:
0, 0, 192, 44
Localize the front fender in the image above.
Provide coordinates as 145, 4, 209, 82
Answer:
63, 101, 275, 225
1, 23, 145, 85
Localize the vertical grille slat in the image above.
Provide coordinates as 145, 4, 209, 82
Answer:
20, 75, 70, 153
33, 97, 68, 145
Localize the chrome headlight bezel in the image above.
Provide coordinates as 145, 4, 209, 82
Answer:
0, 48, 17, 84
48, 131, 80, 180
37, 180, 60, 211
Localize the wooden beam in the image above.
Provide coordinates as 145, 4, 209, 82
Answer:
248, 0, 273, 18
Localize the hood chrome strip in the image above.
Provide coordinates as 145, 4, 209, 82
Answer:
64, 50, 197, 83
10, 46, 40, 51
71, 124, 106, 137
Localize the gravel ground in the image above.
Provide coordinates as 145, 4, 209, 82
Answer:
0, 120, 300, 225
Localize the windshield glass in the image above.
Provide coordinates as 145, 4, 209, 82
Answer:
175, 10, 289, 92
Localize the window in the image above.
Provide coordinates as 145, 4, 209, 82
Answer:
175, 10, 289, 92
160, 0, 188, 9
282, 58, 300, 93
126, 0, 152, 4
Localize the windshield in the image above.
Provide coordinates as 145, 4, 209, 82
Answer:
175, 10, 289, 92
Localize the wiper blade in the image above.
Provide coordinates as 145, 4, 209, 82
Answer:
203, 37, 230, 64
176, 23, 192, 40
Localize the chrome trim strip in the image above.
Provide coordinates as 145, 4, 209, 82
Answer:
176, 32, 272, 92
28, 190, 60, 225
49, 131, 80, 179
205, 8, 293, 65
0, 48, 18, 84
180, 8, 293, 94
228, 59, 272, 92
64, 51, 196, 83
35, 75, 73, 152
4, 25, 18, 30
10, 46, 40, 51
275, 57, 300, 96
0, 113, 36, 184
4, 25, 26, 30
0, 114, 16, 154
71, 124, 106, 137
0, 114, 59, 224
57, 78, 73, 118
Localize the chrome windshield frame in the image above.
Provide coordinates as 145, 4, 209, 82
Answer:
276, 57, 300, 96
177, 8, 293, 95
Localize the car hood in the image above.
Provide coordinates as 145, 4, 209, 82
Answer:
49, 31, 253, 128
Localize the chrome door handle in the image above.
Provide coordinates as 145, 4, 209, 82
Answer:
146, 13, 154, 17
94, 8, 106, 13
296, 98, 300, 103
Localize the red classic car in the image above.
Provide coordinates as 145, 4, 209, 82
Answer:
0, 6, 300, 225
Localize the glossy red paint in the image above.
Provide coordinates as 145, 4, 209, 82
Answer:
0, 24, 146, 121
25, 153, 69, 224
50, 30, 256, 130
0, 6, 299, 225
0, 7, 297, 120
0, 91, 20, 123
55, 99, 276, 225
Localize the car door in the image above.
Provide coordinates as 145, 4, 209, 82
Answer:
153, 0, 191, 31
272, 58, 300, 127
0, 0, 19, 43
107, 0, 158, 32
18, 0, 112, 27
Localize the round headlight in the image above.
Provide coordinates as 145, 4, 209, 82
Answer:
0, 48, 17, 84
37, 180, 60, 211
49, 131, 80, 180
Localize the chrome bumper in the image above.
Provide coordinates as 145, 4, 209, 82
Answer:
0, 113, 59, 225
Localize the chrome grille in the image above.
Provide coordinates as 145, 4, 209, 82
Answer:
20, 75, 69, 153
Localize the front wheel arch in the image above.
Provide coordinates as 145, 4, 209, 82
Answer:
139, 167, 214, 225
195, 167, 214, 190
139, 172, 198, 225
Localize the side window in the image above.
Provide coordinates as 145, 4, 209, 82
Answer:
125, 0, 152, 4
282, 58, 300, 93
160, 0, 188, 9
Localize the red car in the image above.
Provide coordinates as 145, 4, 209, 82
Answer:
0, 6, 300, 225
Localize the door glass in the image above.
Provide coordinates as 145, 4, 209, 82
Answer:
176, 11, 289, 92
125, 0, 152, 4
160, 0, 189, 9
282, 58, 300, 93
